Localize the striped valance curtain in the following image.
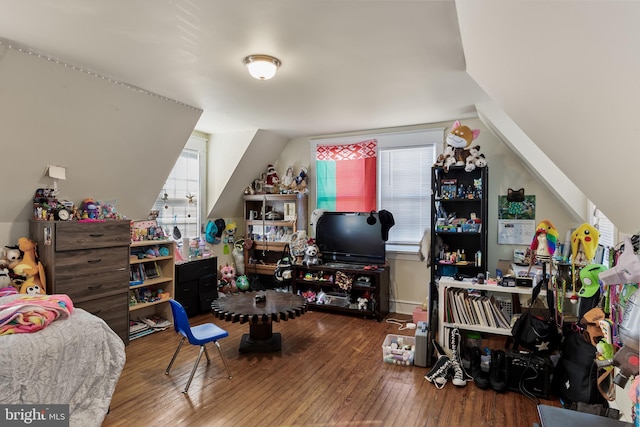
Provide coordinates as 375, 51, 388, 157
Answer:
316, 139, 377, 211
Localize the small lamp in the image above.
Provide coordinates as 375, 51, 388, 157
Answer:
45, 165, 66, 194
243, 55, 281, 80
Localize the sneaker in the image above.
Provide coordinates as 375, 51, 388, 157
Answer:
449, 328, 472, 386
425, 357, 452, 389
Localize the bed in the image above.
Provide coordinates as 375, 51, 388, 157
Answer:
0, 294, 126, 427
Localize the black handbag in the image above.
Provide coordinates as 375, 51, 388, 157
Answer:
274, 244, 293, 282
511, 268, 560, 354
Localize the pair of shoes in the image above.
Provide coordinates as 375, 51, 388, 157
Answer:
470, 346, 490, 389
449, 328, 472, 387
489, 349, 507, 392
425, 339, 452, 389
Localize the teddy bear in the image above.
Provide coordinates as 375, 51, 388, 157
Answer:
435, 120, 482, 172
302, 243, 321, 267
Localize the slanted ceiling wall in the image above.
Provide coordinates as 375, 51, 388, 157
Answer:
0, 41, 201, 243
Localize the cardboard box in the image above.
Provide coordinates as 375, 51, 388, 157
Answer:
413, 306, 428, 324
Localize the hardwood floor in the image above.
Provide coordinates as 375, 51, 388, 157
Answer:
102, 309, 559, 427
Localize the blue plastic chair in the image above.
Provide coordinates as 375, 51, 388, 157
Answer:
165, 299, 232, 393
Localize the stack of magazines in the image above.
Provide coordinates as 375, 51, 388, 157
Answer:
129, 315, 172, 340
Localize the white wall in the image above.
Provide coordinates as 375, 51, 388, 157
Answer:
0, 39, 201, 244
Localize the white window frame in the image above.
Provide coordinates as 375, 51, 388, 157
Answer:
152, 134, 207, 241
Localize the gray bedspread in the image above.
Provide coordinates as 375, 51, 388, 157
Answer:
0, 294, 126, 427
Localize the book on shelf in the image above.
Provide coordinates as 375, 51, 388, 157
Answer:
142, 261, 161, 279
471, 295, 488, 327
482, 297, 497, 328
488, 296, 511, 329
130, 264, 144, 285
466, 294, 479, 326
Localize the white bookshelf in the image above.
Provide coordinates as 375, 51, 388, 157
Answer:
437, 276, 546, 346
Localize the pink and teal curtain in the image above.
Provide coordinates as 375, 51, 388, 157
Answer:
316, 139, 377, 211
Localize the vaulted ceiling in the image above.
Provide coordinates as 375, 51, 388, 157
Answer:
0, 0, 637, 232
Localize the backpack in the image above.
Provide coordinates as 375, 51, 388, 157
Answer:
553, 331, 605, 405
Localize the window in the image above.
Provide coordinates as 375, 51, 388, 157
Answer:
313, 128, 443, 253
591, 204, 617, 267
379, 145, 436, 248
151, 134, 207, 241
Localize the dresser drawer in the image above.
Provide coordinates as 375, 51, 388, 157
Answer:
55, 247, 129, 279
56, 273, 129, 302
176, 258, 217, 282
54, 220, 131, 251
76, 293, 129, 343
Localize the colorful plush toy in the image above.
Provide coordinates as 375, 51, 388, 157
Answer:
224, 221, 237, 244
530, 219, 559, 263
218, 263, 237, 294
571, 223, 600, 265
236, 275, 250, 291
19, 276, 46, 295
11, 238, 39, 278
435, 120, 482, 172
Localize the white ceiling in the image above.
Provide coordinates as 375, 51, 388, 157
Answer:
0, 0, 488, 138
1, 0, 638, 233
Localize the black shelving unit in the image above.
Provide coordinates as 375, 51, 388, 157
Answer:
427, 165, 488, 364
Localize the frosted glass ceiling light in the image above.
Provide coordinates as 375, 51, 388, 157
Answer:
244, 54, 281, 80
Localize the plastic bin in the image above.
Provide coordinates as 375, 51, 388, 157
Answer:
382, 334, 415, 366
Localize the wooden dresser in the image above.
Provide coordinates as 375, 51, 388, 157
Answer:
29, 220, 131, 343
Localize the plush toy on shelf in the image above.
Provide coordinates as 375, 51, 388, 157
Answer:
434, 120, 484, 172
302, 243, 321, 267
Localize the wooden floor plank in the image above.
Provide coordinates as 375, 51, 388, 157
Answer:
102, 310, 558, 426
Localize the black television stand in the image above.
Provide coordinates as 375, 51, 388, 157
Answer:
292, 262, 389, 321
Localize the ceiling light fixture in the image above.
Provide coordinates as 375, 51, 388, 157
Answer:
243, 54, 281, 80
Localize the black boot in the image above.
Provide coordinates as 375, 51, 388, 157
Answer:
470, 346, 490, 390
489, 349, 507, 392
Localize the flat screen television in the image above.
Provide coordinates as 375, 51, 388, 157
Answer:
315, 212, 386, 265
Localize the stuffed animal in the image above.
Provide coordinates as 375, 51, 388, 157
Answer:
302, 244, 321, 267
19, 276, 46, 295
12, 237, 39, 278
357, 297, 369, 310
464, 145, 487, 172
224, 221, 237, 244
293, 165, 308, 193
0, 267, 11, 288
435, 120, 482, 172
5, 245, 22, 270
218, 263, 237, 294
236, 275, 250, 291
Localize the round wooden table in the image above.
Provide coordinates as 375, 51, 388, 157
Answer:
211, 290, 307, 353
